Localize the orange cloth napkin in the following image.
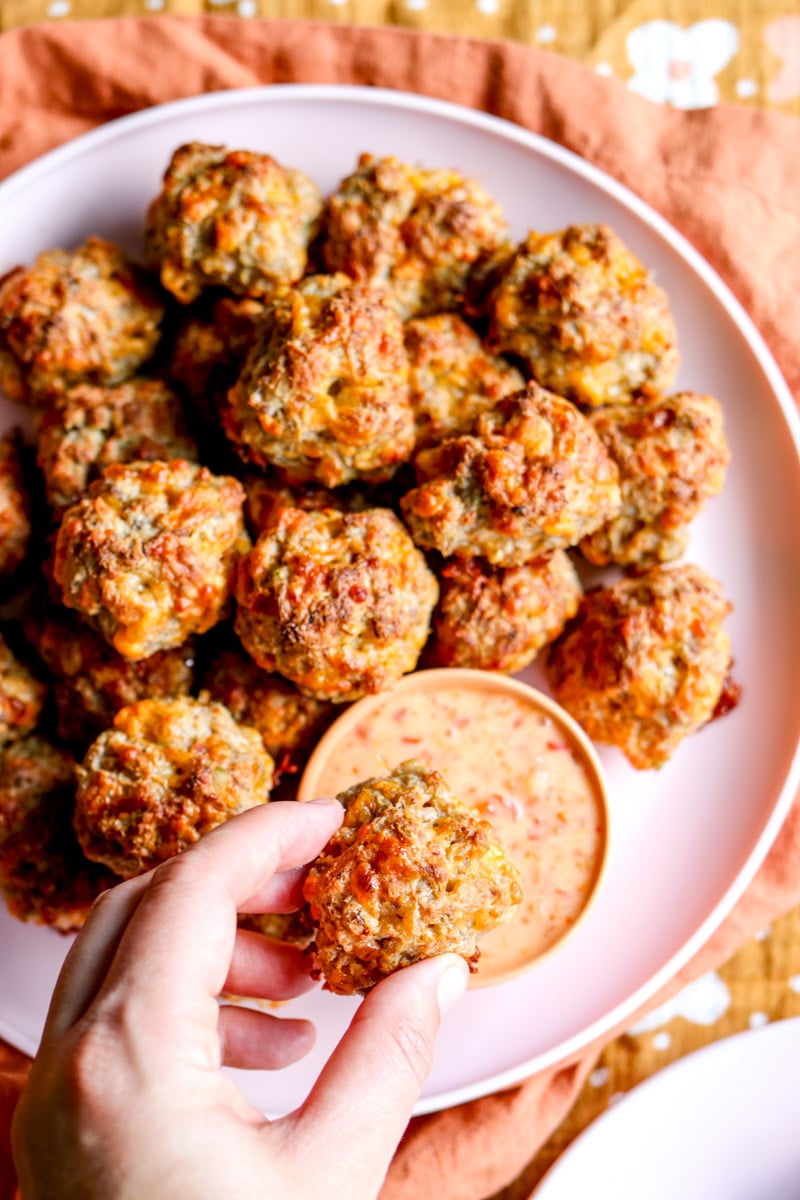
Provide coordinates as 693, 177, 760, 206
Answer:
0, 17, 799, 1200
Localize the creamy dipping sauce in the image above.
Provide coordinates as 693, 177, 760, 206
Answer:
304, 674, 607, 984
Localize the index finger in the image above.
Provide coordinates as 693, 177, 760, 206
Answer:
78, 799, 342, 1037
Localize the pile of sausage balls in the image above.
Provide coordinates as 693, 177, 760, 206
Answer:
0, 143, 737, 985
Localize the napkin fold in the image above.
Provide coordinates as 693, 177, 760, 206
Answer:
0, 16, 799, 1200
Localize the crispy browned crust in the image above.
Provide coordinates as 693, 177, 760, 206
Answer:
303, 760, 522, 995
35, 377, 198, 517
53, 459, 249, 660
234, 506, 439, 702
404, 313, 525, 450
201, 645, 335, 768
168, 296, 267, 418
223, 273, 414, 486
24, 603, 194, 747
0, 736, 118, 932
579, 391, 731, 567
487, 224, 679, 406
0, 237, 164, 401
321, 154, 509, 319
401, 383, 622, 564
0, 632, 46, 746
74, 696, 274, 877
145, 142, 323, 303
547, 564, 733, 770
0, 430, 32, 580
430, 551, 583, 673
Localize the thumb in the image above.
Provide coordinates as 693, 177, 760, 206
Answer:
287, 954, 469, 1197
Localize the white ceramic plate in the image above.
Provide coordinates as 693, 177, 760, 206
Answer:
531, 1017, 800, 1198
1, 85, 800, 1118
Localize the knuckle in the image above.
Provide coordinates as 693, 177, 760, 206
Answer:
384, 1015, 435, 1088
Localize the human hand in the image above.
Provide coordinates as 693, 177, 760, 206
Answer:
11, 799, 470, 1200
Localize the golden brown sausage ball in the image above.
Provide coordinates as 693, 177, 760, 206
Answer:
303, 760, 522, 995
35, 377, 198, 518
401, 384, 622, 565
168, 296, 266, 418
145, 142, 323, 303
0, 430, 32, 582
201, 645, 334, 772
223, 274, 414, 487
430, 552, 583, 673
0, 632, 46, 746
0, 736, 118, 932
320, 154, 509, 319
404, 313, 525, 450
74, 696, 274, 878
547, 564, 734, 770
24, 604, 194, 747
53, 459, 249, 660
487, 224, 679, 407
579, 391, 730, 567
235, 506, 438, 703
237, 911, 313, 949
0, 237, 164, 402
241, 474, 376, 539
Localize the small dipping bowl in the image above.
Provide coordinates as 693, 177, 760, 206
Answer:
297, 668, 610, 989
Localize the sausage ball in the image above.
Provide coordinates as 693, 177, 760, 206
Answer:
0, 237, 164, 402
53, 459, 249, 660
74, 696, 274, 878
303, 760, 523, 995
35, 377, 198, 518
145, 142, 323, 303
0, 736, 118, 932
487, 224, 679, 407
579, 391, 731, 567
242, 474, 375, 538
0, 430, 32, 582
401, 384, 622, 565
201, 645, 335, 772
430, 552, 583, 673
223, 274, 414, 486
168, 295, 266, 419
24, 604, 195, 747
404, 313, 525, 450
235, 506, 439, 703
547, 564, 735, 770
320, 154, 509, 319
0, 632, 46, 746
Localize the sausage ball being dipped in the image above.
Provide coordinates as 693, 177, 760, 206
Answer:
579, 391, 730, 567
53, 459, 249, 661
401, 383, 621, 565
0, 632, 46, 747
429, 552, 583, 673
302, 759, 522, 995
35, 377, 198, 518
234, 506, 438, 703
0, 736, 119, 932
547, 563, 737, 770
145, 142, 323, 303
0, 237, 164, 403
487, 224, 679, 406
404, 313, 525, 451
320, 153, 509, 320
0, 430, 32, 582
74, 696, 274, 878
223, 273, 414, 487
24, 603, 195, 748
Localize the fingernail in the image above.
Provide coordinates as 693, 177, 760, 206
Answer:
437, 958, 469, 1017
307, 797, 342, 808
